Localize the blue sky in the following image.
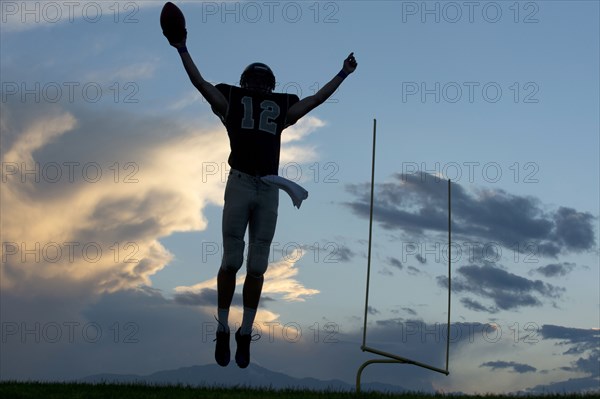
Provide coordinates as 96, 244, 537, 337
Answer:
1, 0, 599, 394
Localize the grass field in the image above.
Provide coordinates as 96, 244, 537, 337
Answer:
1, 382, 598, 399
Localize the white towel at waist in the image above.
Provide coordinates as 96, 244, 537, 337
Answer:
261, 175, 308, 209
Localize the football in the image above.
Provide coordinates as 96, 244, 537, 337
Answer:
160, 2, 187, 44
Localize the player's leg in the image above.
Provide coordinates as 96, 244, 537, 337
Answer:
235, 182, 279, 368
215, 172, 251, 366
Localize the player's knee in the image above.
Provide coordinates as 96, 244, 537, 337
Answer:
221, 253, 243, 273
247, 261, 267, 279
247, 245, 270, 278
221, 239, 245, 273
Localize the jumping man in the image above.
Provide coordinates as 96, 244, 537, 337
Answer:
170, 34, 357, 368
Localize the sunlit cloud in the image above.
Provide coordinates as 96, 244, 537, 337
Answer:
0, 101, 228, 296
176, 248, 319, 303
282, 116, 325, 144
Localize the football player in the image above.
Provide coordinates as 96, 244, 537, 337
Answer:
170, 35, 357, 368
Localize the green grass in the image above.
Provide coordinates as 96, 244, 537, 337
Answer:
0, 382, 597, 399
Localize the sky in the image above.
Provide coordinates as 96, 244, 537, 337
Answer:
1, 0, 599, 394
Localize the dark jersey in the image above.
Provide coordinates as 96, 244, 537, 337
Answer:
213, 83, 300, 176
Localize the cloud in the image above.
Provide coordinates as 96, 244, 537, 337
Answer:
173, 288, 273, 308
401, 307, 417, 316
176, 248, 319, 304
281, 116, 325, 144
278, 116, 324, 167
367, 306, 380, 315
480, 360, 537, 373
540, 325, 600, 355
438, 265, 565, 312
0, 101, 230, 297
344, 172, 597, 257
335, 245, 356, 262
526, 325, 600, 393
297, 241, 356, 264
460, 298, 497, 313
553, 207, 597, 251
84, 61, 158, 82
531, 262, 577, 278
387, 256, 403, 270
0, 1, 162, 33
1, 97, 322, 299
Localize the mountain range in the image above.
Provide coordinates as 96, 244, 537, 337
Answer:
81, 363, 408, 393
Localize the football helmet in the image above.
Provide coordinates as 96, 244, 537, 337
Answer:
240, 62, 276, 93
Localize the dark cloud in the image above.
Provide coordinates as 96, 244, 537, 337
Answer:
540, 325, 600, 355
531, 262, 576, 278
335, 245, 356, 262
374, 317, 404, 328
480, 360, 537, 373
387, 256, 403, 270
401, 307, 417, 316
1, 288, 218, 381
460, 297, 497, 313
415, 254, 426, 264
528, 325, 600, 393
367, 306, 380, 315
526, 376, 600, 394
299, 242, 356, 263
345, 172, 596, 257
378, 267, 394, 277
560, 351, 600, 376
553, 207, 596, 251
438, 265, 564, 312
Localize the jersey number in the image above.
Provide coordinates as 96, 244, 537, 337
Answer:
241, 96, 280, 135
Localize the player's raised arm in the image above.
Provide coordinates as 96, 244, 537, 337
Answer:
285, 52, 357, 127
161, 2, 228, 116
175, 45, 228, 117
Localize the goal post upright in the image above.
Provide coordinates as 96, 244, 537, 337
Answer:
361, 118, 377, 350
446, 178, 451, 372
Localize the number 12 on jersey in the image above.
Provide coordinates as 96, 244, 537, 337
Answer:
241, 96, 281, 135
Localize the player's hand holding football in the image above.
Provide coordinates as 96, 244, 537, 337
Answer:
343, 52, 358, 75
169, 31, 187, 49
160, 2, 188, 49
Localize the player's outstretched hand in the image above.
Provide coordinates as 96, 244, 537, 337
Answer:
342, 52, 357, 74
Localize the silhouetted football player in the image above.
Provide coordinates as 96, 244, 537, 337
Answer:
170, 33, 356, 369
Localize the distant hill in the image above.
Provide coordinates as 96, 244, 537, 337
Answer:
81, 363, 407, 393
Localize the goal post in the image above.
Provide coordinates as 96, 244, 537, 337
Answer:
356, 119, 452, 393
